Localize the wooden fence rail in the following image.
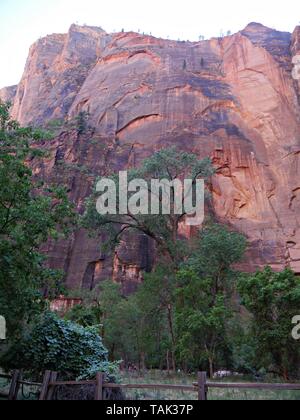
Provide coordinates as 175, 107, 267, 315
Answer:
0, 371, 41, 400
40, 371, 300, 401
2, 370, 300, 400
206, 382, 300, 390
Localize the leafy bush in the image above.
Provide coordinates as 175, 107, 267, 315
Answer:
2, 313, 119, 381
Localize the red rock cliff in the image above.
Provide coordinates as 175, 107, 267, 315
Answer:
3, 23, 300, 292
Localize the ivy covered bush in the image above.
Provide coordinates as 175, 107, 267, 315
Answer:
2, 312, 119, 381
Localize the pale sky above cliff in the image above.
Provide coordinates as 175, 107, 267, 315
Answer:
0, 0, 299, 87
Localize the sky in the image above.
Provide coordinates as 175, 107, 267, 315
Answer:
0, 0, 300, 87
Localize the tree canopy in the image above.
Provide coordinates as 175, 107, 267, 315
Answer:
0, 101, 75, 340
238, 267, 300, 380
83, 147, 214, 264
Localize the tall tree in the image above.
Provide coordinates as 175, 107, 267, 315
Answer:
238, 267, 300, 380
83, 147, 214, 265
175, 224, 247, 376
131, 266, 176, 371
0, 101, 75, 340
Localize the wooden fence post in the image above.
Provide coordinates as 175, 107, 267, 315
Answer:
39, 370, 52, 400
198, 372, 207, 401
8, 370, 21, 400
95, 372, 104, 400
46, 371, 58, 401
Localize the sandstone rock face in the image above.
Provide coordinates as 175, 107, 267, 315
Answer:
292, 26, 300, 93
0, 85, 17, 103
11, 25, 111, 126
2, 23, 300, 292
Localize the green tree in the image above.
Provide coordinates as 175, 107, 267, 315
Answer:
97, 281, 123, 330
238, 267, 300, 380
76, 111, 90, 135
0, 101, 75, 340
102, 225, 247, 374
65, 280, 123, 337
65, 303, 100, 328
83, 147, 214, 265
105, 296, 146, 369
175, 224, 247, 377
69, 272, 175, 371
127, 266, 175, 371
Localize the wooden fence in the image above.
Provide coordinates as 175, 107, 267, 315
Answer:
0, 371, 41, 400
2, 370, 300, 400
39, 371, 200, 400
39, 371, 300, 401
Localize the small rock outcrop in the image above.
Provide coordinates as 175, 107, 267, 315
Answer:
0, 85, 17, 103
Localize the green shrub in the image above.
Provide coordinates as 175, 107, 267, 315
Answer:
1, 312, 119, 381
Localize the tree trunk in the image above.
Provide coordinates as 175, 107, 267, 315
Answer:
208, 357, 214, 379
110, 343, 115, 360
167, 304, 176, 371
282, 366, 289, 382
166, 350, 170, 375
140, 352, 146, 372
172, 351, 176, 372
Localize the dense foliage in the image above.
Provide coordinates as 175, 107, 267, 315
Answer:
67, 221, 300, 380
0, 101, 75, 340
83, 147, 215, 264
175, 224, 247, 376
2, 312, 118, 380
67, 224, 250, 376
238, 267, 300, 380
